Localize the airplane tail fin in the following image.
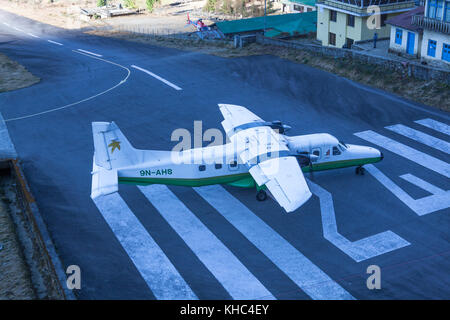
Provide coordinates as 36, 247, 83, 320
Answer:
92, 121, 139, 170
91, 122, 139, 199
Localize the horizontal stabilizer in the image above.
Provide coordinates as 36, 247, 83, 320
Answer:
91, 155, 118, 199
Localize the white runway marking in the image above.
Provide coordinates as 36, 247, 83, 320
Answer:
386, 124, 450, 154
93, 193, 197, 300
13, 27, 24, 32
4, 51, 130, 122
139, 184, 275, 300
76, 49, 102, 57
27, 33, 40, 38
307, 180, 410, 262
366, 165, 450, 216
2, 22, 10, 26
47, 40, 63, 46
415, 118, 450, 136
354, 130, 450, 178
194, 185, 354, 300
131, 65, 182, 91
400, 174, 447, 195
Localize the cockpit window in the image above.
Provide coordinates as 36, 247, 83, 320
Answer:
332, 146, 341, 156
339, 141, 347, 149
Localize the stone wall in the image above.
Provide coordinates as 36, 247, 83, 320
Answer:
256, 34, 450, 85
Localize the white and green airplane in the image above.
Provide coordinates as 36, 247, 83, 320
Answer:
91, 104, 383, 212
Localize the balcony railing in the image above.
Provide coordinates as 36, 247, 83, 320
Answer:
412, 14, 450, 34
315, 0, 413, 7
315, 0, 415, 15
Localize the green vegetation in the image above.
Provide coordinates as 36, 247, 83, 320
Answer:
124, 0, 137, 8
204, 0, 274, 17
146, 0, 160, 12
97, 0, 106, 7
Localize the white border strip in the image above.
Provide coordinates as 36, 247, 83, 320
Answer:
195, 185, 355, 300
93, 193, 197, 300
386, 124, 450, 154
131, 65, 182, 91
47, 40, 63, 46
76, 49, 102, 57
415, 118, 450, 136
355, 130, 450, 178
27, 33, 40, 38
139, 184, 275, 300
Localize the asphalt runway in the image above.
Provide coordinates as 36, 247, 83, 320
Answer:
0, 9, 449, 299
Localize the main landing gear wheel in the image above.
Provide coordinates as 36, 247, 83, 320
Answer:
355, 166, 365, 175
256, 190, 268, 201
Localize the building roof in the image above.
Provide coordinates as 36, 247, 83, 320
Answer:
385, 6, 424, 31
216, 12, 317, 37
283, 0, 316, 6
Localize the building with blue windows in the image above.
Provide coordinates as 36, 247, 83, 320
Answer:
387, 1, 449, 64
413, 0, 450, 63
387, 6, 424, 56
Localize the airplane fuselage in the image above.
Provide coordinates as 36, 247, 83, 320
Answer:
117, 133, 383, 188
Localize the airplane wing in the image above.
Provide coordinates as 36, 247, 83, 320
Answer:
222, 105, 312, 212
219, 104, 264, 138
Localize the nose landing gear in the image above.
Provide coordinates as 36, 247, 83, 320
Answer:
355, 165, 365, 175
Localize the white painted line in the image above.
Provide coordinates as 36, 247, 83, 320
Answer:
400, 173, 447, 195
13, 27, 24, 32
47, 40, 63, 46
5, 52, 130, 122
131, 64, 182, 91
138, 185, 274, 300
27, 33, 40, 38
93, 193, 197, 300
366, 165, 450, 216
415, 118, 450, 136
2, 22, 10, 27
76, 49, 102, 57
307, 179, 409, 262
386, 124, 450, 154
354, 130, 450, 178
194, 185, 354, 300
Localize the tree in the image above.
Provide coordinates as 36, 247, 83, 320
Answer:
97, 0, 106, 7
124, 0, 137, 8
204, 0, 217, 12
146, 0, 160, 12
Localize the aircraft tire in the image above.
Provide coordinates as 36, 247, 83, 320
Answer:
256, 190, 268, 201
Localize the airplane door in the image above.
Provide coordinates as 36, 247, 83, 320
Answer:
312, 148, 321, 162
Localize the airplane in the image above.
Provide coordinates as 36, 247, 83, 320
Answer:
90, 104, 383, 212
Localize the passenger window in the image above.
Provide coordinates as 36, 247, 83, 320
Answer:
229, 160, 238, 170
199, 165, 206, 171
332, 146, 341, 156
313, 150, 320, 157
215, 163, 222, 169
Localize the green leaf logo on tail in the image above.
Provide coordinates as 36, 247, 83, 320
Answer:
108, 140, 121, 153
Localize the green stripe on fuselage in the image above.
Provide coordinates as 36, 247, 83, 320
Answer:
118, 157, 382, 187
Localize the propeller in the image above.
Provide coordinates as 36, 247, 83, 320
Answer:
297, 152, 317, 181
270, 120, 291, 134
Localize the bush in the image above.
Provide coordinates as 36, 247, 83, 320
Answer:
204, 0, 217, 12
146, 0, 160, 12
97, 0, 106, 7
124, 0, 137, 8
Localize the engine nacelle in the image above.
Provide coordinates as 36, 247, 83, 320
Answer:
270, 120, 291, 134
